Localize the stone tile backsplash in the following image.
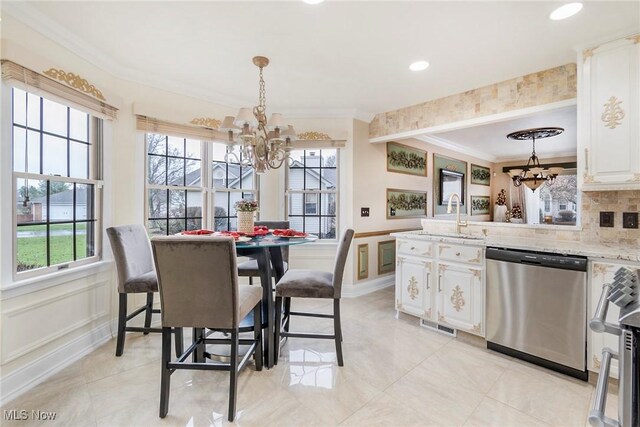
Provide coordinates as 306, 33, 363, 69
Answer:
421, 190, 640, 251
582, 190, 640, 246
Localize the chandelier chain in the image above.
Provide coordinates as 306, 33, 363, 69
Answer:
258, 66, 266, 116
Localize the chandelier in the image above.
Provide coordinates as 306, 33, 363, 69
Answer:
507, 127, 564, 192
219, 56, 296, 173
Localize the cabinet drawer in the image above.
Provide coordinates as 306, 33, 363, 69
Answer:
438, 244, 483, 265
397, 239, 433, 257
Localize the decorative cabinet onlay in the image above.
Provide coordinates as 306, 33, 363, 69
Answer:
43, 68, 106, 100
395, 237, 485, 337
407, 276, 419, 300
601, 96, 625, 129
450, 285, 465, 312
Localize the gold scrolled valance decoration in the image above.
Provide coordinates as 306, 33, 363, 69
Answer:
1, 60, 118, 120
291, 131, 346, 149
136, 115, 226, 142
297, 131, 332, 140
189, 117, 222, 129
43, 68, 106, 101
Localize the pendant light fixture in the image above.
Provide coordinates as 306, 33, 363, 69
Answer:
219, 56, 296, 173
507, 127, 565, 192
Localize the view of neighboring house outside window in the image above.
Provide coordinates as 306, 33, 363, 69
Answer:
527, 173, 578, 225
13, 88, 100, 274
145, 137, 256, 235
286, 149, 338, 239
211, 143, 256, 231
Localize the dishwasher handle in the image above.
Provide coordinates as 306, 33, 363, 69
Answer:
589, 284, 621, 336
588, 348, 620, 427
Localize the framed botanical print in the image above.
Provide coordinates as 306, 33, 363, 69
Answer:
470, 164, 491, 186
386, 189, 428, 219
386, 141, 427, 177
470, 195, 491, 215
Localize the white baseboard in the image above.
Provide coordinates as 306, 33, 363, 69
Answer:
0, 321, 113, 406
342, 275, 395, 298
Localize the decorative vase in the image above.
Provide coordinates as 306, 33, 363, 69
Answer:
494, 205, 507, 222
237, 211, 255, 233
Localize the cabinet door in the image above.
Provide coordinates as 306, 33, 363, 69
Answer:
396, 256, 432, 319
437, 263, 484, 336
589, 261, 625, 378
579, 36, 640, 189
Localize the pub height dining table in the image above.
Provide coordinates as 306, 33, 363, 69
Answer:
231, 233, 317, 369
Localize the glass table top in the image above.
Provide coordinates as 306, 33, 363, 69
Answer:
235, 234, 318, 248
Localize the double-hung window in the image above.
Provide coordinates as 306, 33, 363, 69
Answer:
146, 134, 203, 235
286, 149, 338, 239
12, 88, 101, 274
144, 133, 256, 235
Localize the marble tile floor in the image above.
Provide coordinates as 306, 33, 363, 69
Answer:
2, 287, 617, 427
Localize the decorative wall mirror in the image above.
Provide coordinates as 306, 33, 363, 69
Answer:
439, 169, 465, 205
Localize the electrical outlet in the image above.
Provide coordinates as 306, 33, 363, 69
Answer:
361, 207, 370, 217
599, 211, 615, 228
623, 212, 638, 229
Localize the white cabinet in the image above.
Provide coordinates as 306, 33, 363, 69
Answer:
395, 237, 485, 336
396, 256, 432, 319
579, 35, 640, 190
436, 263, 484, 335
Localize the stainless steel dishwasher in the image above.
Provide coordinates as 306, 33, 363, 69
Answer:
486, 247, 588, 380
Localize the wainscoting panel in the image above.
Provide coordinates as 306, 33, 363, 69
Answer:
1, 280, 110, 364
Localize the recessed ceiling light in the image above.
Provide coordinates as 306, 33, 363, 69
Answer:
409, 61, 430, 71
549, 2, 583, 20
302, 0, 325, 4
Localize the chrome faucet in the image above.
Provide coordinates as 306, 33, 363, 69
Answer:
447, 193, 468, 234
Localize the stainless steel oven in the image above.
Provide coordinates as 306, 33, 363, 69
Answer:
589, 267, 639, 427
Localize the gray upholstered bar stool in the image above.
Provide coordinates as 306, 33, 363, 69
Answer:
237, 220, 290, 285
274, 229, 354, 366
151, 236, 263, 422
107, 224, 183, 357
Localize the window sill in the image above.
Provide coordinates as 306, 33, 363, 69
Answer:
1, 260, 114, 300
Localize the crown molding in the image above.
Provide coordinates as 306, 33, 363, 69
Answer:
2, 2, 375, 123
415, 135, 498, 163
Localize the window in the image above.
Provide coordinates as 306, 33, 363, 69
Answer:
304, 193, 318, 214
12, 88, 100, 274
145, 137, 256, 235
146, 134, 203, 235
286, 149, 338, 239
527, 173, 578, 225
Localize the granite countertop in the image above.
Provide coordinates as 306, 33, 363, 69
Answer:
392, 231, 640, 263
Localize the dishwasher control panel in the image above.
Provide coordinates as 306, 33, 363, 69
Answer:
486, 247, 588, 272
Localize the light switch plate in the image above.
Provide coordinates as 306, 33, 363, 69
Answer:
623, 212, 638, 229
361, 207, 370, 217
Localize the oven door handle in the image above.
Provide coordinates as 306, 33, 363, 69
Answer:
589, 284, 621, 336
589, 348, 620, 427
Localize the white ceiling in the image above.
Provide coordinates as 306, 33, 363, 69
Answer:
3, 1, 639, 119
425, 105, 577, 162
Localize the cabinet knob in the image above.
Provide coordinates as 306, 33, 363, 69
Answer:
411, 246, 416, 250
456, 252, 461, 256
